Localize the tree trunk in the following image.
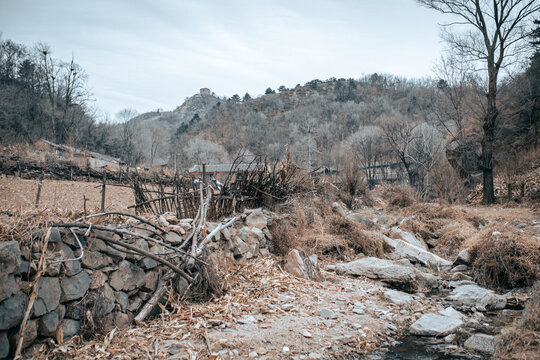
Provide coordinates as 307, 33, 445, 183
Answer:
482, 78, 497, 204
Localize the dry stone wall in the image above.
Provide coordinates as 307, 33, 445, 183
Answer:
0, 208, 274, 359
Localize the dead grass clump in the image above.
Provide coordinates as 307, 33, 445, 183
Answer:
328, 215, 384, 257
437, 221, 476, 257
183, 253, 224, 303
470, 225, 540, 289
378, 184, 418, 208
494, 282, 540, 359
268, 217, 298, 256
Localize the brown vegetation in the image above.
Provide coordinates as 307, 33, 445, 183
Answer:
470, 225, 540, 289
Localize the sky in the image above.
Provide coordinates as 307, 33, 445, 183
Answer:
0, 0, 449, 120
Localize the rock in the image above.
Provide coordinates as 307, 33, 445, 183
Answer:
127, 239, 149, 261
45, 259, 61, 276
115, 292, 129, 312
61, 319, 80, 340
329, 257, 440, 292
283, 249, 321, 281
380, 233, 451, 269
409, 313, 463, 336
320, 308, 336, 319
34, 277, 61, 316
464, 333, 495, 354
451, 264, 469, 273
81, 250, 111, 270
308, 352, 323, 359
352, 306, 365, 314
238, 315, 257, 324
64, 301, 83, 320
87, 238, 107, 252
140, 257, 158, 270
175, 277, 189, 296
444, 334, 456, 343
245, 209, 266, 229
112, 312, 131, 329
164, 232, 183, 245
0, 241, 21, 274
61, 271, 91, 302
331, 202, 347, 217
142, 271, 158, 292
60, 244, 82, 276
89, 271, 108, 290
391, 228, 428, 250
103, 245, 125, 261
38, 309, 60, 336
384, 289, 413, 305
347, 213, 375, 227
16, 319, 37, 350
128, 296, 143, 312
49, 227, 62, 243
109, 261, 145, 292
0, 331, 8, 358
95, 284, 115, 317
0, 293, 28, 330
240, 228, 260, 258
0, 274, 18, 302
448, 284, 507, 310
438, 307, 465, 320
454, 248, 472, 265
300, 329, 312, 338
451, 272, 472, 281
231, 237, 253, 259
15, 261, 36, 277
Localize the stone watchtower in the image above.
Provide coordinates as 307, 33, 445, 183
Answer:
200, 88, 211, 95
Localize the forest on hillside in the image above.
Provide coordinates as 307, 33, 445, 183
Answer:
1, 17, 539, 202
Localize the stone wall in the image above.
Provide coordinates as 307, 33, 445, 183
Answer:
0, 208, 274, 359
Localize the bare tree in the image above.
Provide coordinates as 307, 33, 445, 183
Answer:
116, 109, 139, 165
149, 126, 164, 167
418, 0, 540, 203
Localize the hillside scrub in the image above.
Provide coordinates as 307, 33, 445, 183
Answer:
469, 225, 540, 289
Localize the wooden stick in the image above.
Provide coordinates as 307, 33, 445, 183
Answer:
134, 270, 174, 324
34, 172, 43, 208
70, 229, 193, 283
101, 173, 106, 212
14, 228, 51, 359
75, 211, 166, 233
194, 216, 238, 257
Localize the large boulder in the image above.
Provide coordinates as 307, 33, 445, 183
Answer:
464, 333, 495, 354
61, 271, 91, 302
283, 249, 321, 281
379, 233, 451, 269
0, 293, 28, 330
448, 284, 507, 310
454, 248, 472, 266
0, 241, 21, 274
384, 289, 413, 305
410, 313, 463, 336
391, 228, 428, 250
328, 257, 439, 292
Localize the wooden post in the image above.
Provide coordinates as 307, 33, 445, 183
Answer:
86, 159, 90, 182
70, 166, 73, 181
35, 172, 43, 208
83, 195, 87, 217
101, 173, 106, 212
202, 163, 206, 187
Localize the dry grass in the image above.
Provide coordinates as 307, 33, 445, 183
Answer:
495, 282, 540, 359
327, 215, 384, 257
436, 221, 477, 257
379, 184, 417, 208
469, 224, 540, 289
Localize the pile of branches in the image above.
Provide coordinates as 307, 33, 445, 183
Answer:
132, 156, 310, 220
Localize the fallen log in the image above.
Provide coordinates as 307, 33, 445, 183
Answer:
134, 270, 175, 324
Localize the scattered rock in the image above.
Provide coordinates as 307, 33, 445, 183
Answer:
283, 249, 321, 281
34, 277, 61, 316
410, 313, 463, 336
451, 265, 469, 273
245, 209, 267, 229
438, 307, 465, 320
0, 292, 28, 330
143, 271, 158, 292
381, 234, 451, 269
238, 315, 257, 324
109, 261, 145, 292
94, 284, 115, 317
448, 284, 507, 310
454, 248, 472, 265
391, 228, 427, 250
347, 213, 375, 227
89, 271, 108, 290
61, 271, 91, 302
464, 333, 495, 354
300, 329, 312, 338
0, 274, 18, 302
329, 257, 440, 292
320, 308, 336, 319
164, 232, 183, 245
49, 227, 62, 243
384, 289, 413, 305
451, 272, 472, 281
115, 292, 129, 312
0, 241, 21, 274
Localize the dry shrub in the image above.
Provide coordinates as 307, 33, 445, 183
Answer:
378, 184, 418, 208
494, 282, 540, 359
470, 225, 540, 289
268, 217, 298, 256
183, 254, 224, 302
327, 215, 384, 257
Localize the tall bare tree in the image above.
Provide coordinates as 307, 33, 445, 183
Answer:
418, 0, 540, 203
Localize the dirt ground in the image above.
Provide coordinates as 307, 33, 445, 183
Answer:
0, 176, 134, 214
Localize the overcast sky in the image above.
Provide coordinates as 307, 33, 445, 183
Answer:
0, 0, 448, 120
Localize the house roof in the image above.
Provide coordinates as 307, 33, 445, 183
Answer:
189, 163, 264, 173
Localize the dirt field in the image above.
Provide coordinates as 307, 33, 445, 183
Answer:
0, 176, 135, 213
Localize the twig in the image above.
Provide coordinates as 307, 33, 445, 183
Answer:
194, 217, 238, 257
14, 227, 51, 359
49, 228, 84, 264
75, 211, 166, 233
70, 229, 193, 283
